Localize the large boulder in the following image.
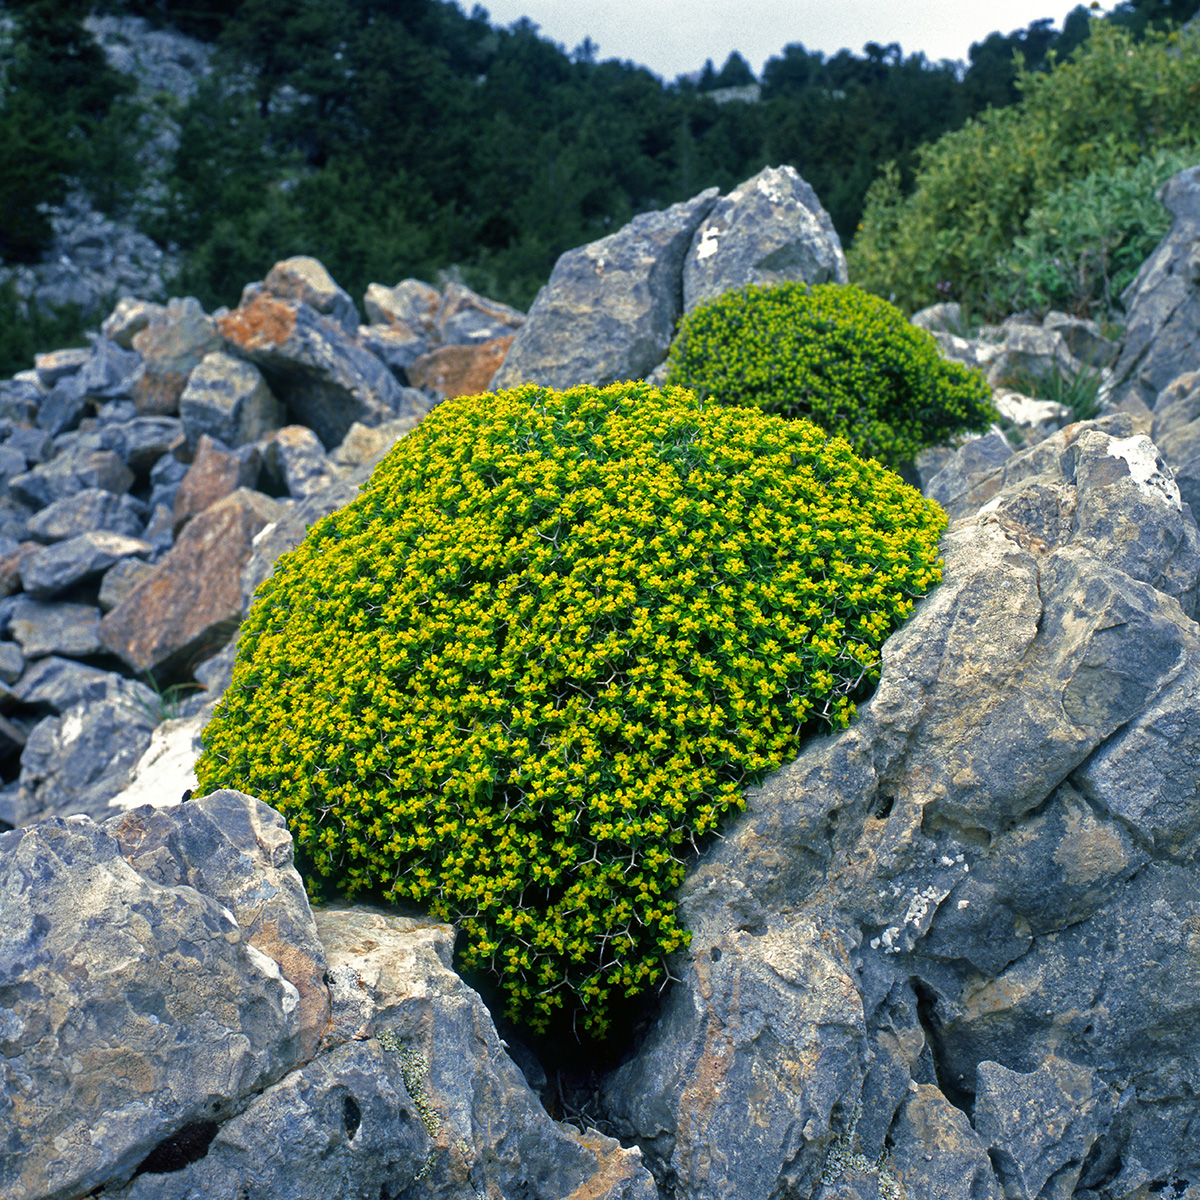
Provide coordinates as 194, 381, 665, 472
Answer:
490, 187, 719, 390
0, 790, 326, 1200
681, 164, 848, 312
1108, 166, 1200, 415
601, 418, 1200, 1200
2, 791, 658, 1200
131, 296, 223, 416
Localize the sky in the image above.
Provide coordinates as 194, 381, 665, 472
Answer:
470, 0, 1117, 79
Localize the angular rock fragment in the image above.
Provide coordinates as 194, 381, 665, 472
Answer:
20, 531, 153, 600
217, 291, 417, 448
100, 488, 285, 676
172, 434, 261, 530
407, 335, 513, 400
26, 488, 148, 543
682, 164, 848, 312
132, 296, 223, 415
8, 596, 103, 658
179, 350, 285, 451
492, 187, 720, 390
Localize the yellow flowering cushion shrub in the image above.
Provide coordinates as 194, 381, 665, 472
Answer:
665, 281, 995, 471
195, 381, 946, 1037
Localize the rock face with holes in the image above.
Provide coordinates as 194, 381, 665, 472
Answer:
600, 414, 1200, 1200
0, 790, 659, 1200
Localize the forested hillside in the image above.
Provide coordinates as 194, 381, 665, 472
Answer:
0, 0, 1196, 324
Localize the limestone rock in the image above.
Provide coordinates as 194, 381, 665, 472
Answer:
217, 291, 423, 448
25, 488, 147, 543
260, 255, 360, 335
179, 350, 285, 451
682, 164, 848, 313
108, 713, 206, 814
436, 280, 525, 345
8, 596, 103, 659
101, 297, 167, 349
0, 790, 326, 1200
9, 446, 134, 509
492, 187, 719, 390
1151, 368, 1200, 515
100, 488, 285, 676
19, 530, 153, 600
363, 277, 440, 335
172, 434, 261, 531
261, 424, 340, 498
407, 335, 514, 400
1109, 166, 1200, 412
132, 296, 223, 416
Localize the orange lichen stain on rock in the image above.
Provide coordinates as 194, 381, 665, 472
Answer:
217, 292, 297, 350
407, 335, 514, 399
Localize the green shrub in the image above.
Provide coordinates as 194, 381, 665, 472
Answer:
195, 382, 946, 1036
993, 146, 1200, 320
665, 282, 995, 471
848, 20, 1200, 316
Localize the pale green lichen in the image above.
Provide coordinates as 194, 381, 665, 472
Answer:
377, 1028, 442, 1140
819, 1100, 905, 1200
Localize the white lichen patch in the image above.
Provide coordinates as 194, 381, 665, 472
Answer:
243, 943, 300, 1014
1107, 434, 1182, 510
695, 224, 721, 261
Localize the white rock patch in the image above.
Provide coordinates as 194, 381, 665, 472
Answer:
1108, 434, 1182, 510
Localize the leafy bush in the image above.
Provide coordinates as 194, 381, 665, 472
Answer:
196, 382, 946, 1037
848, 20, 1200, 316
994, 146, 1200, 320
665, 282, 994, 471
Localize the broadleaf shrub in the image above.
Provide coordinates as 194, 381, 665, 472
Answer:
848, 19, 1200, 316
195, 382, 947, 1036
994, 146, 1200, 320
665, 282, 995, 471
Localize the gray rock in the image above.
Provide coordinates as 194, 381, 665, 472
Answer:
5, 424, 52, 466
992, 388, 1073, 444
600, 417, 1200, 1200
886, 1085, 1000, 1200
12, 693, 158, 824
104, 1039, 430, 1200
911, 302, 963, 333
974, 1058, 1112, 1200
925, 429, 1014, 513
79, 338, 142, 400
682, 164, 848, 313
1042, 311, 1117, 367
36, 373, 90, 437
25, 488, 148, 543
33, 347, 89, 387
179, 350, 285, 451
603, 913, 864, 1200
217, 292, 417, 448
330, 417, 419, 470
148, 451, 188, 513
362, 277, 440, 334
101, 297, 168, 349
12, 656, 153, 714
310, 905, 657, 1200
355, 323, 428, 376
0, 640, 23, 684
132, 296, 223, 416
8, 596, 103, 658
437, 280, 525, 345
99, 557, 157, 612
0, 790, 327, 1200
259, 255, 360, 336
491, 187, 720, 390
262, 424, 340, 498
8, 447, 135, 509
19, 530, 154, 600
0, 443, 29, 487
103, 415, 184, 474
1109, 166, 1200, 413
106, 712, 208, 814
1151, 368, 1200, 514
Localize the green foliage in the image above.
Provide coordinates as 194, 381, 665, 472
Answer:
0, 279, 91, 378
994, 146, 1200, 320
196, 382, 946, 1037
848, 19, 1200, 316
665, 283, 995, 470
